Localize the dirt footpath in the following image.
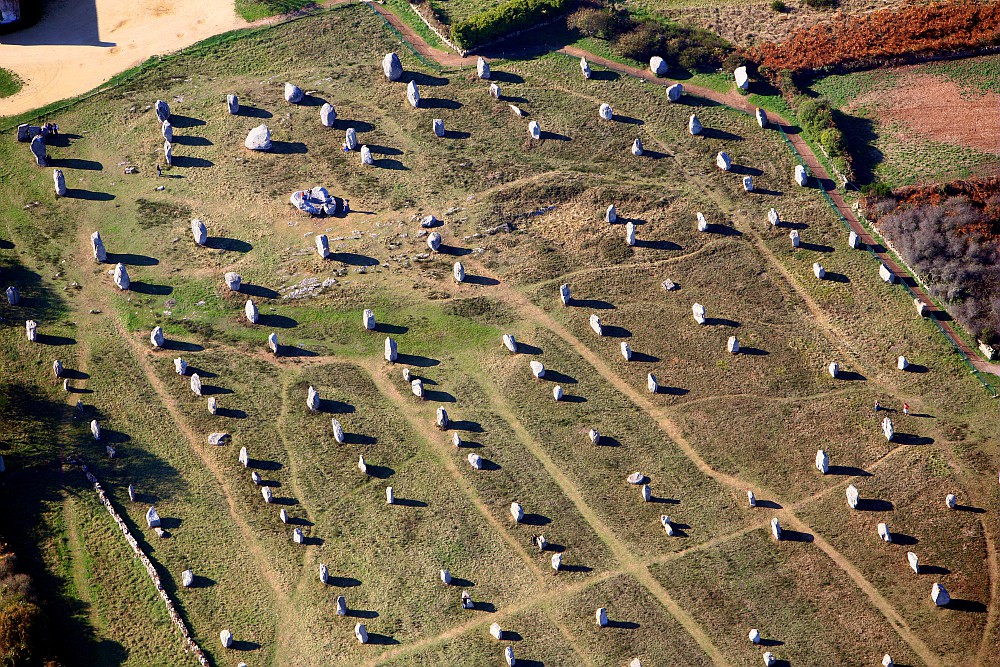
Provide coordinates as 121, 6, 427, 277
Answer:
0, 0, 246, 117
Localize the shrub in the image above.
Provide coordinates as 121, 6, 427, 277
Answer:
0, 600, 47, 666
451, 0, 572, 49
610, 18, 731, 71
566, 7, 631, 39
615, 24, 664, 62
819, 126, 844, 157
771, 0, 787, 12
796, 96, 834, 136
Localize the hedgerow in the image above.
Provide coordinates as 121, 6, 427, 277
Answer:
451, 0, 572, 49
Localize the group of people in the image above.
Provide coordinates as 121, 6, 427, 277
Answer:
874, 400, 909, 415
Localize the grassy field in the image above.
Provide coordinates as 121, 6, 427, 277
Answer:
236, 0, 317, 21
0, 5, 996, 666
0, 67, 22, 98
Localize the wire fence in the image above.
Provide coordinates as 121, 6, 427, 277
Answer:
776, 126, 999, 398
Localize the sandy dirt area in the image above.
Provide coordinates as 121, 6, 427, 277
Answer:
0, 0, 246, 117
852, 72, 1000, 155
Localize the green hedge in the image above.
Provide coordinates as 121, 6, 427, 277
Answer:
451, 0, 572, 49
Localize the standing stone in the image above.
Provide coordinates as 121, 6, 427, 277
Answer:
815, 449, 829, 474
768, 208, 780, 226
319, 563, 329, 584
146, 506, 161, 528
580, 57, 591, 79
362, 309, 376, 332
605, 204, 617, 223
846, 484, 859, 509
931, 582, 950, 606
641, 484, 651, 502
440, 569, 452, 585
502, 334, 517, 353
794, 164, 808, 187
320, 103, 337, 127
30, 135, 47, 166
284, 83, 304, 104
354, 623, 368, 644
280, 508, 289, 523
453, 261, 465, 283
528, 121, 541, 140
224, 272, 242, 291
734, 66, 749, 91
490, 623, 503, 640
293, 527, 304, 543
155, 99, 171, 122
756, 107, 768, 128
7, 286, 20, 305
91, 419, 101, 440
747, 490, 757, 507
307, 386, 320, 412
551, 552, 562, 571
897, 356, 909, 371
239, 447, 249, 467
163, 141, 172, 167
647, 373, 659, 394
219, 630, 233, 649
426, 231, 442, 252
182, 569, 195, 587
882, 416, 894, 442
53, 360, 64, 378
595, 607, 608, 627
813, 262, 826, 280
191, 219, 207, 246
716, 151, 731, 171
360, 145, 373, 165
749, 628, 761, 644
771, 517, 782, 540
383, 53, 403, 81
358, 455, 368, 475
411, 378, 424, 398
697, 211, 709, 232
689, 114, 702, 136
406, 81, 420, 108
91, 231, 108, 262
477, 57, 491, 79
433, 118, 446, 138
625, 221, 636, 246
468, 453, 483, 470
262, 487, 273, 503
336, 596, 347, 616
113, 263, 130, 291
650, 56, 668, 76
559, 283, 571, 306
599, 103, 613, 121
946, 493, 957, 509
907, 551, 919, 574
661, 515, 675, 536
790, 230, 800, 247
530, 360, 545, 379
666, 83, 683, 102
151, 326, 164, 348
386, 486, 394, 505
268, 333, 279, 356
589, 428, 601, 445
621, 342, 632, 360
489, 83, 501, 99
883, 655, 895, 667
331, 419, 344, 444
828, 361, 839, 378
385, 337, 398, 362
345, 127, 358, 151
692, 303, 707, 325
53, 169, 66, 196
25, 320, 37, 342
452, 433, 462, 447
227, 94, 239, 115
315, 234, 330, 259
436, 406, 449, 429
510, 502, 524, 523
727, 335, 740, 354
877, 522, 892, 542
162, 120, 173, 142
590, 314, 603, 336
504, 646, 515, 666
848, 230, 860, 249
245, 125, 272, 151
553, 385, 563, 401
174, 357, 187, 375
207, 397, 217, 414
190, 373, 203, 396
244, 299, 259, 324
631, 138, 643, 156
764, 652, 776, 667
743, 176, 754, 192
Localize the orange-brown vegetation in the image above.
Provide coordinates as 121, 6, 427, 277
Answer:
754, 1, 1000, 74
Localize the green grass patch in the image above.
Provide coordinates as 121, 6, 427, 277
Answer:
0, 67, 22, 98
235, 0, 315, 22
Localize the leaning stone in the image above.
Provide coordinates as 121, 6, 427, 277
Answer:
692, 303, 706, 325
30, 135, 47, 166
162, 120, 173, 142
794, 164, 808, 186
53, 169, 66, 196
191, 219, 207, 246
631, 138, 643, 156
716, 151, 731, 171
734, 66, 749, 91
306, 386, 320, 412
846, 484, 859, 509
815, 449, 829, 474
453, 261, 465, 283
599, 103, 613, 121
155, 99, 171, 122
227, 94, 239, 115
354, 623, 368, 644
208, 433, 231, 445
225, 272, 242, 291
666, 83, 683, 102
182, 570, 195, 587
336, 596, 347, 615
244, 299, 258, 324
436, 406, 449, 429
771, 517, 782, 540
385, 337, 398, 362
406, 81, 420, 108
284, 83, 304, 104
113, 263, 130, 290
151, 326, 164, 348
316, 234, 330, 259
331, 419, 345, 444
552, 385, 563, 401
580, 57, 591, 78
220, 630, 233, 649
433, 118, 445, 138
510, 502, 524, 523
877, 522, 891, 543
360, 145, 373, 165
559, 283, 571, 306
146, 506, 161, 528
320, 103, 337, 127
907, 551, 919, 574
590, 314, 603, 336
245, 125, 272, 151
650, 56, 668, 76
530, 360, 545, 379
502, 334, 517, 353
383, 52, 403, 81
756, 107, 768, 128
596, 607, 608, 627
931, 582, 950, 606
689, 114, 702, 135
174, 357, 187, 375
468, 453, 483, 470
7, 286, 20, 305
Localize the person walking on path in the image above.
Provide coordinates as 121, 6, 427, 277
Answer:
874, 400, 880, 413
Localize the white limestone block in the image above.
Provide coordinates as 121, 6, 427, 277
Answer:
749, 628, 761, 644
734, 66, 749, 91
692, 303, 706, 325
502, 334, 517, 353
621, 342, 632, 360
946, 493, 957, 509
756, 107, 768, 128
768, 208, 780, 226
907, 551, 919, 574
406, 81, 420, 108
661, 515, 674, 536
666, 83, 683, 102
877, 522, 891, 543
599, 103, 613, 121
427, 231, 442, 251
190, 373, 202, 397
559, 283, 571, 306
384, 337, 398, 362
552, 385, 563, 401
358, 455, 367, 474
625, 220, 636, 246
813, 262, 826, 280
790, 230, 800, 247
386, 487, 394, 505
828, 361, 839, 378
589, 314, 603, 336
468, 453, 482, 470
815, 449, 829, 474
580, 57, 591, 78
716, 151, 731, 171
510, 502, 524, 523
897, 356, 909, 371
588, 428, 601, 445
794, 164, 808, 186
244, 299, 258, 324
360, 145, 373, 165
319, 563, 329, 584
595, 607, 608, 627
631, 138, 643, 156
882, 416, 894, 442
150, 326, 164, 348
727, 335, 740, 354
146, 506, 161, 527
306, 385, 320, 412
647, 373, 658, 394
551, 553, 562, 571
641, 484, 651, 502
490, 622, 503, 640
220, 630, 233, 648
743, 176, 754, 192
931, 582, 950, 606
113, 263, 130, 291
411, 378, 424, 398
846, 484, 859, 509
771, 517, 782, 540
477, 56, 491, 79
689, 114, 702, 135
747, 490, 757, 507
697, 211, 708, 232
528, 121, 540, 140
355, 622, 369, 644
440, 569, 451, 585
436, 406, 449, 429
849, 230, 860, 248
262, 487, 273, 503
268, 332, 279, 356
331, 419, 344, 444
606, 204, 617, 223
453, 261, 465, 283
91, 419, 101, 441
530, 360, 545, 379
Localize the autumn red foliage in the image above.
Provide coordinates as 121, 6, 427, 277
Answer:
754, 1, 1000, 74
